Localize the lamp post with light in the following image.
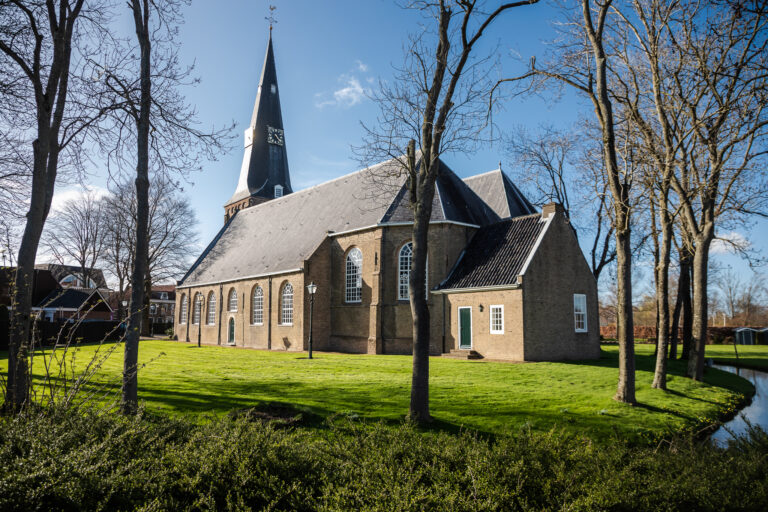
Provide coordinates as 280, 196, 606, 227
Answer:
306, 281, 317, 359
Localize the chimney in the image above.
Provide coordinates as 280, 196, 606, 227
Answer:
542, 202, 564, 219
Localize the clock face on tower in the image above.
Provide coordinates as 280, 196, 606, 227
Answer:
267, 126, 284, 146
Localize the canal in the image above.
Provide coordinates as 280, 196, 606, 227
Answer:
710, 364, 768, 446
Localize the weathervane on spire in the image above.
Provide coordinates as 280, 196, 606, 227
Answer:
266, 5, 277, 33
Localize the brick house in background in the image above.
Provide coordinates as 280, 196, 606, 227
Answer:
149, 285, 176, 325
174, 34, 599, 361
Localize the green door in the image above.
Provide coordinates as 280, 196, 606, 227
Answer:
228, 318, 235, 344
459, 307, 472, 349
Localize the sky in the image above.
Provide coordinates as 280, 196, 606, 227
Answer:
50, 0, 767, 293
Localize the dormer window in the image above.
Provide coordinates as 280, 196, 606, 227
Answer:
274, 185, 283, 198
160, 292, 168, 300
270, 84, 277, 94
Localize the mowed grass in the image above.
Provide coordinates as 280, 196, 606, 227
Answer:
705, 343, 768, 371
1, 340, 754, 441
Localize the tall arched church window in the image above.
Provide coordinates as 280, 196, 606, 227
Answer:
228, 288, 238, 312
398, 242, 427, 300
207, 292, 217, 325
345, 248, 363, 303
180, 294, 187, 324
280, 283, 293, 325
252, 286, 264, 325
193, 293, 202, 325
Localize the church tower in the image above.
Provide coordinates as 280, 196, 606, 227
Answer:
224, 32, 292, 222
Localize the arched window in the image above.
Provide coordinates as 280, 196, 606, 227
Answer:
398, 242, 427, 300
252, 286, 264, 325
193, 293, 202, 325
228, 288, 238, 312
179, 294, 187, 324
280, 283, 293, 325
398, 243, 413, 300
207, 291, 217, 325
345, 248, 363, 303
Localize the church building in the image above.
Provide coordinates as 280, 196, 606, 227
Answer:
174, 35, 600, 361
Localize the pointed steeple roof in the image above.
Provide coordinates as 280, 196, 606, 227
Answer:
227, 33, 292, 206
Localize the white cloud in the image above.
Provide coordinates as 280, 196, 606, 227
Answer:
711, 231, 750, 255
315, 61, 373, 109
50, 185, 110, 213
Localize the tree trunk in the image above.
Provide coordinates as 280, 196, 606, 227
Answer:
122, 0, 151, 414
409, 147, 436, 424
613, 226, 636, 403
679, 249, 693, 359
652, 204, 672, 389
669, 268, 682, 360
687, 231, 713, 381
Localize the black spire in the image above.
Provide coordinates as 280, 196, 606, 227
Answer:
227, 33, 292, 207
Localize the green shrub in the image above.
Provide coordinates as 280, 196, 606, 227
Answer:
0, 408, 766, 511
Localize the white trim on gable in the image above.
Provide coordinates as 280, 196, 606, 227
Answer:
517, 212, 554, 279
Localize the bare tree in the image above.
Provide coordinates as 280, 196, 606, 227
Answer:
359, 0, 539, 422
665, 2, 768, 380
101, 175, 198, 326
717, 267, 741, 324
90, 0, 231, 413
507, 123, 618, 282
498, 0, 638, 403
0, 0, 111, 410
41, 190, 106, 288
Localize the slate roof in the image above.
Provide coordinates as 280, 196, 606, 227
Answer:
437, 214, 546, 290
463, 169, 537, 219
182, 158, 527, 287
35, 288, 112, 311
227, 33, 292, 205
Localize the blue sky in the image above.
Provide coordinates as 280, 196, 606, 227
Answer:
55, 0, 766, 291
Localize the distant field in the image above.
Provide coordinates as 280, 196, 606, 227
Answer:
0, 340, 753, 442
705, 343, 768, 371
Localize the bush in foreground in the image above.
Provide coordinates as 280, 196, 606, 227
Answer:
0, 408, 765, 511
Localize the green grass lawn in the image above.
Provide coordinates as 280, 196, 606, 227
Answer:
705, 343, 768, 370
1, 340, 754, 442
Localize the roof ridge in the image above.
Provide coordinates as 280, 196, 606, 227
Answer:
463, 168, 501, 181
236, 157, 405, 215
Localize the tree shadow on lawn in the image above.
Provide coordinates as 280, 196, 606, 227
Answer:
563, 348, 752, 395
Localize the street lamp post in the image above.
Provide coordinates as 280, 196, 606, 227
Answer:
306, 281, 317, 359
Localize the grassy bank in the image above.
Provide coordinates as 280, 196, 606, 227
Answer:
705, 344, 768, 371
1, 340, 753, 442
0, 408, 766, 511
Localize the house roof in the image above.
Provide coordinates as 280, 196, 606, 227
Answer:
181, 158, 522, 288
462, 169, 537, 219
34, 263, 108, 289
36, 288, 112, 312
1, 267, 60, 306
436, 213, 547, 291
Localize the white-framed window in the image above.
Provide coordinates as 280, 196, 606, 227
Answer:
398, 242, 427, 301
574, 294, 587, 333
160, 292, 168, 300
228, 288, 238, 312
345, 248, 363, 303
150, 304, 157, 315
274, 184, 284, 198
280, 283, 293, 325
207, 292, 217, 325
490, 305, 504, 334
252, 286, 263, 325
193, 293, 202, 325
398, 242, 412, 300
179, 294, 187, 324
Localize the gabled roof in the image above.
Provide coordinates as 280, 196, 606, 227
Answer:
462, 169, 537, 219
182, 158, 514, 288
436, 213, 547, 291
34, 263, 108, 289
36, 288, 112, 312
